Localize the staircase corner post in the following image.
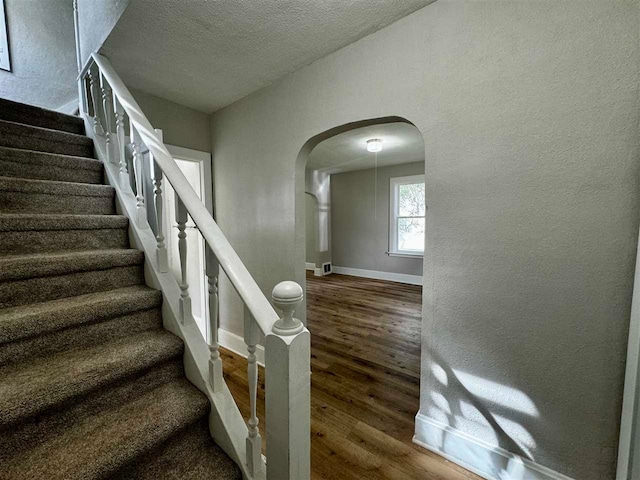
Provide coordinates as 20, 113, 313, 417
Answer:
266, 281, 310, 480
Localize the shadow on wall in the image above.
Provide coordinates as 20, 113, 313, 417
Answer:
426, 348, 535, 461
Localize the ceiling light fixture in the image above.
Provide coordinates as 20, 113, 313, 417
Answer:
366, 138, 383, 153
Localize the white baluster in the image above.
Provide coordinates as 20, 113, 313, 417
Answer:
152, 128, 168, 272
206, 246, 223, 391
266, 281, 310, 480
88, 65, 104, 136
100, 74, 114, 164
114, 98, 128, 188
176, 196, 192, 324
130, 127, 146, 227
244, 306, 262, 475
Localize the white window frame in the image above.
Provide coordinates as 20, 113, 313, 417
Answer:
389, 174, 425, 257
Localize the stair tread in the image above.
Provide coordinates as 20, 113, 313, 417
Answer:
0, 329, 184, 426
0, 119, 93, 157
0, 249, 144, 282
1, 378, 209, 480
0, 146, 102, 170
0, 285, 162, 344
0, 213, 127, 231
113, 419, 242, 480
0, 98, 83, 134
0, 119, 91, 144
0, 175, 114, 197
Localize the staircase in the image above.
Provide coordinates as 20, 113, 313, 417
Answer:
0, 97, 242, 480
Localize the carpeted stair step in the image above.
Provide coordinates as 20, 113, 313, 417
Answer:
0, 214, 129, 255
0, 119, 93, 157
112, 418, 243, 480
0, 286, 162, 365
0, 98, 84, 135
0, 329, 184, 427
0, 249, 145, 308
0, 176, 115, 215
0, 146, 103, 184
0, 378, 210, 480
0, 360, 186, 463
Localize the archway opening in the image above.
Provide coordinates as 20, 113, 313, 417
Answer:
295, 116, 428, 475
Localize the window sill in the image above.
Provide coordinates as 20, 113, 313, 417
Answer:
387, 252, 424, 259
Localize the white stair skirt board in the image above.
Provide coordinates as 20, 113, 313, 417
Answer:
413, 414, 574, 480
332, 266, 422, 286
218, 328, 265, 367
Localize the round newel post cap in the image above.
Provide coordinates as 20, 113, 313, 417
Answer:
272, 281, 304, 336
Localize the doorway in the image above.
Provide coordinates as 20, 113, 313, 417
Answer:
162, 144, 213, 339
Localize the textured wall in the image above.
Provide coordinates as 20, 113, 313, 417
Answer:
210, 2, 639, 478
210, 1, 640, 476
77, 0, 127, 66
331, 162, 424, 276
130, 88, 211, 152
0, 0, 77, 110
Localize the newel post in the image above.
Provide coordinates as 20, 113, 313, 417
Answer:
266, 281, 310, 480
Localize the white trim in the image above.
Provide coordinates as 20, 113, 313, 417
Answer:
389, 174, 426, 256
164, 142, 213, 214
387, 252, 423, 259
218, 328, 265, 367
413, 414, 574, 480
332, 266, 422, 286
314, 268, 323, 277
617, 222, 640, 480
305, 262, 315, 271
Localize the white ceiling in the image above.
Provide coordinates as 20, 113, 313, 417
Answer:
307, 122, 424, 174
101, 0, 435, 113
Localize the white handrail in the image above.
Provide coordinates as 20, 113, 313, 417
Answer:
91, 53, 279, 335
80, 52, 310, 479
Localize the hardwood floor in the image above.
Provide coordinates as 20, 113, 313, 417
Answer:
220, 272, 480, 479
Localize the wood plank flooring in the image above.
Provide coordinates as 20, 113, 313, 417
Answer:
220, 272, 480, 479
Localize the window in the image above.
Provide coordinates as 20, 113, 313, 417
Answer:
389, 175, 425, 256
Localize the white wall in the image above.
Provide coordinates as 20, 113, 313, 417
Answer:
210, 2, 640, 478
0, 0, 77, 110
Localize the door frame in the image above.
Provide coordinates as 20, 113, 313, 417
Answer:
165, 144, 213, 214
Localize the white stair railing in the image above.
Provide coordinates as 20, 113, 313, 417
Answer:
78, 52, 310, 480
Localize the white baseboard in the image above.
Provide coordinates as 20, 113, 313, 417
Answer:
218, 328, 265, 367
305, 262, 315, 271
332, 266, 422, 286
413, 414, 573, 480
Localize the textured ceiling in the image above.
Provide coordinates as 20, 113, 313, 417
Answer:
307, 122, 424, 174
100, 0, 435, 113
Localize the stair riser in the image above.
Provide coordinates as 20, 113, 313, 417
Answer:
0, 361, 185, 461
0, 127, 93, 158
0, 158, 103, 184
0, 265, 145, 309
0, 191, 115, 215
0, 228, 129, 256
0, 309, 162, 366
